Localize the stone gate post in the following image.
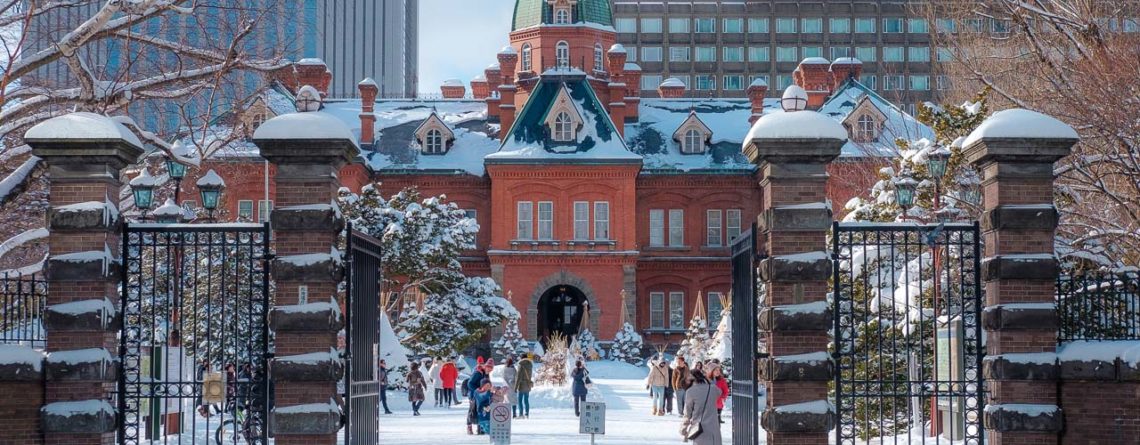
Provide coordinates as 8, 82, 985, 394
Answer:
964, 110, 1078, 444
744, 102, 846, 444
25, 113, 144, 445
254, 104, 359, 444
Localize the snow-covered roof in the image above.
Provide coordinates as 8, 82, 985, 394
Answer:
252, 111, 358, 147
609, 43, 627, 54
816, 79, 934, 157
442, 79, 465, 87
25, 112, 144, 149
962, 108, 1078, 148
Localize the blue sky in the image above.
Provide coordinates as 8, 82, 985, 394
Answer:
419, 0, 514, 95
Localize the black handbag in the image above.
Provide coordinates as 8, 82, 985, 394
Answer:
683, 384, 713, 440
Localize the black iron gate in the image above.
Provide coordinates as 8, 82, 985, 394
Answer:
729, 225, 759, 445
832, 222, 984, 445
344, 226, 383, 445
119, 223, 271, 445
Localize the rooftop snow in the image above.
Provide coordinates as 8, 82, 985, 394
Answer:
25, 112, 144, 149
253, 111, 358, 147
962, 108, 1079, 148
745, 111, 848, 141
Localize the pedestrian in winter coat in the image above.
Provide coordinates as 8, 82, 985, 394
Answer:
681, 369, 723, 445
466, 366, 487, 434
378, 359, 393, 414
440, 359, 459, 407
664, 365, 675, 414
514, 354, 534, 418
406, 362, 427, 416
570, 360, 590, 417
428, 358, 444, 407
474, 380, 494, 435
707, 365, 729, 424
647, 359, 670, 416
501, 357, 519, 417
673, 357, 692, 417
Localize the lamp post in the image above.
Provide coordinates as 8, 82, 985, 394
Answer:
196, 169, 226, 222
129, 168, 157, 218
165, 157, 188, 204
892, 171, 918, 221
923, 145, 953, 438
781, 85, 808, 112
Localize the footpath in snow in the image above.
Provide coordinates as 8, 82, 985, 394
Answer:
379, 360, 739, 444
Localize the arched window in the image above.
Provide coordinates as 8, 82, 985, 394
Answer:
594, 43, 604, 72
556, 41, 570, 68
425, 129, 444, 153
555, 8, 571, 24
683, 129, 704, 153
857, 115, 877, 142
522, 44, 533, 71
554, 112, 574, 141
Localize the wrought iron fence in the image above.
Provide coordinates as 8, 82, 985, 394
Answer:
0, 271, 47, 346
1057, 270, 1140, 342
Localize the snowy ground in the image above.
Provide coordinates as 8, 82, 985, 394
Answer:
379, 360, 740, 444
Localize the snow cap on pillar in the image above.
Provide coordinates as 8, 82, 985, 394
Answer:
25, 112, 145, 174
742, 87, 847, 165
962, 108, 1079, 166
254, 84, 360, 167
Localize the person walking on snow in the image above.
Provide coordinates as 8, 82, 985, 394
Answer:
570, 360, 590, 417
673, 356, 692, 417
466, 361, 487, 434
406, 362, 427, 416
440, 358, 459, 407
647, 358, 670, 416
428, 358, 444, 407
514, 353, 534, 418
681, 369, 723, 445
378, 359, 393, 414
501, 357, 519, 418
707, 364, 729, 424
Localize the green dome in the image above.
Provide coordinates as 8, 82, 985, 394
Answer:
512, 0, 614, 31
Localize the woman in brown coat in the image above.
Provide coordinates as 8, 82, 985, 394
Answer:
406, 362, 427, 416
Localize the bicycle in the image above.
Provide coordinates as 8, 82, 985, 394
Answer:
214, 402, 264, 445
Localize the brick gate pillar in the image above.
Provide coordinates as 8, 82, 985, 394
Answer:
744, 101, 846, 444
254, 100, 359, 445
25, 113, 144, 445
964, 109, 1078, 444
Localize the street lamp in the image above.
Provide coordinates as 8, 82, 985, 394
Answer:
893, 172, 918, 219
196, 169, 226, 221
153, 198, 184, 224
166, 143, 190, 204
781, 85, 808, 112
129, 168, 157, 215
926, 146, 952, 184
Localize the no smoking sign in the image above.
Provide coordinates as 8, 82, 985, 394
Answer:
490, 403, 512, 445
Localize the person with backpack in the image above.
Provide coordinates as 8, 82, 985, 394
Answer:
514, 353, 534, 418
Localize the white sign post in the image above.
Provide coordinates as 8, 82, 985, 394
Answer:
579, 402, 605, 444
490, 402, 512, 445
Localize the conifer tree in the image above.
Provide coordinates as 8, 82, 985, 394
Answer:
534, 332, 570, 386
610, 290, 644, 364
494, 314, 528, 360
676, 293, 711, 363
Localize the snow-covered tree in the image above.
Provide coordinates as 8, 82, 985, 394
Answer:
610, 322, 643, 365
676, 316, 711, 364
493, 315, 528, 360
340, 184, 516, 357
534, 332, 569, 386
707, 299, 732, 375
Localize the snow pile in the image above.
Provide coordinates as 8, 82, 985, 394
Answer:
278, 247, 343, 267
25, 112, 144, 148
744, 110, 848, 142
379, 310, 411, 386
962, 108, 1078, 148
0, 156, 41, 204
774, 399, 833, 414
984, 403, 1058, 416
253, 111, 359, 146
0, 344, 44, 371
42, 399, 114, 417
1058, 340, 1140, 366
0, 227, 47, 260
276, 348, 342, 365
275, 398, 340, 415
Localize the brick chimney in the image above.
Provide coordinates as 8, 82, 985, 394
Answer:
358, 78, 379, 146
441, 79, 467, 99
295, 58, 333, 97
471, 76, 491, 100
485, 63, 503, 120
658, 77, 687, 98
497, 47, 520, 142
747, 77, 769, 125
607, 45, 629, 135
829, 58, 864, 91
793, 58, 832, 110
607, 44, 628, 81
623, 62, 642, 121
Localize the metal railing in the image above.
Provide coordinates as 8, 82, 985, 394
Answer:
1058, 270, 1140, 342
0, 272, 47, 346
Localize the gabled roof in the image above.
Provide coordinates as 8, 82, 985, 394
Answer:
817, 78, 934, 157
486, 73, 640, 164
413, 111, 457, 145
672, 111, 713, 143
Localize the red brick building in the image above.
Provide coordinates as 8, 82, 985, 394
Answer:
186, 0, 931, 345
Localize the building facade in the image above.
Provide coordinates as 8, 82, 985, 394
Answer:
175, 0, 930, 346
612, 0, 944, 113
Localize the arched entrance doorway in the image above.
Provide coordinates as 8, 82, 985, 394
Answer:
536, 285, 587, 343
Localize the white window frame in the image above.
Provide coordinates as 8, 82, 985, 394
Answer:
555, 7, 571, 24
615, 18, 636, 33
669, 18, 690, 33
640, 18, 662, 33
708, 292, 724, 329
650, 209, 665, 247
641, 46, 663, 62
830, 17, 851, 33
594, 44, 604, 71
554, 111, 574, 141
727, 209, 742, 242
748, 18, 769, 33
670, 47, 691, 62
594, 202, 610, 240
258, 200, 273, 223
802, 18, 823, 33
425, 129, 444, 153
748, 46, 769, 62
695, 46, 716, 62
723, 47, 744, 62
556, 41, 570, 68
723, 75, 744, 91
706, 209, 723, 247
537, 201, 554, 240
668, 291, 685, 329
723, 18, 743, 33
522, 43, 533, 71
695, 17, 715, 33
857, 115, 877, 141
650, 292, 665, 328
574, 201, 590, 240
683, 129, 703, 154
237, 200, 254, 219
517, 202, 534, 240
668, 209, 684, 247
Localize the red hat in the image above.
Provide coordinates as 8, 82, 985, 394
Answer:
477, 356, 485, 364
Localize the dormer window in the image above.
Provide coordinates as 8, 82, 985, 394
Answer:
554, 112, 574, 141
673, 111, 713, 154
843, 96, 888, 144
555, 7, 571, 24
857, 115, 876, 142
425, 129, 445, 153
414, 111, 455, 155
556, 41, 570, 68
